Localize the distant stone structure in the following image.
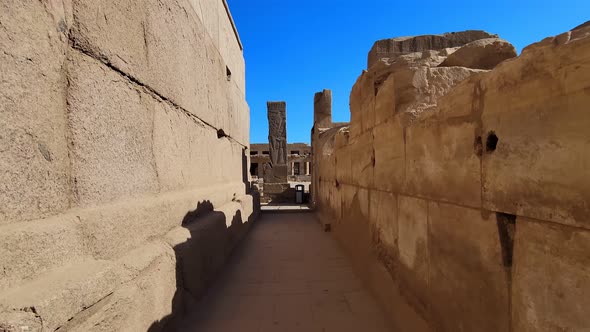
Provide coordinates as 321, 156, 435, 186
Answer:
312, 23, 590, 332
310, 89, 348, 208
265, 101, 288, 182
250, 143, 312, 182
262, 102, 293, 202
313, 89, 333, 128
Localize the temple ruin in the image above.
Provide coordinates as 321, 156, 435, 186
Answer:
1, 0, 589, 331
312, 23, 590, 332
250, 143, 311, 181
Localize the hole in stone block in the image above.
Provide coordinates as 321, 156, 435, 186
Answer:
217, 129, 227, 139
486, 131, 498, 152
226, 66, 232, 81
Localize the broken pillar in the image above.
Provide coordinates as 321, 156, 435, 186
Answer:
263, 101, 293, 202
314, 89, 333, 129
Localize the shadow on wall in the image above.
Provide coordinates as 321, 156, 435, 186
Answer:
147, 148, 259, 331
146, 202, 250, 332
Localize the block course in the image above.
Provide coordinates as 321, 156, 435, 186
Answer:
313, 23, 590, 331
0, 0, 258, 331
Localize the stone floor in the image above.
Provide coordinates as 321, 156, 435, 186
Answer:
177, 212, 393, 332
260, 204, 311, 212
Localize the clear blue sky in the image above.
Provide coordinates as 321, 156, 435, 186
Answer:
227, 0, 588, 144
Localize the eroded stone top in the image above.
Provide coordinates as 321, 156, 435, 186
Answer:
368, 30, 498, 68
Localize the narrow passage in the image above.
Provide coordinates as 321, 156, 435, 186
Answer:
177, 212, 392, 332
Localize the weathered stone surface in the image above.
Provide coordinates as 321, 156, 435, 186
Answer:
1, 1, 255, 331
314, 89, 333, 128
512, 219, 590, 332
350, 131, 374, 188
397, 196, 428, 283
435, 73, 485, 120
316, 25, 590, 332
395, 66, 484, 124
374, 74, 396, 125
70, 0, 248, 145
368, 30, 497, 68
67, 52, 159, 207
153, 103, 244, 191
266, 102, 288, 167
60, 243, 176, 332
0, 0, 72, 224
481, 30, 590, 228
335, 140, 353, 186
373, 118, 405, 193
428, 203, 509, 332
369, 190, 398, 248
439, 38, 517, 69
0, 215, 87, 292
405, 120, 481, 208
0, 310, 42, 332
0, 260, 122, 331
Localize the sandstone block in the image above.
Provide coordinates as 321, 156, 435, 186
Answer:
0, 0, 72, 224
435, 74, 484, 120
350, 132, 374, 188
374, 74, 396, 125
0, 216, 87, 292
405, 120, 481, 208
0, 260, 122, 331
368, 30, 498, 68
340, 184, 368, 223
71, 0, 247, 144
349, 107, 364, 139
428, 203, 509, 332
397, 196, 428, 284
394, 66, 483, 125
373, 119, 405, 193
78, 183, 244, 260
439, 38, 517, 69
153, 103, 244, 192
0, 310, 42, 332
318, 154, 336, 184
369, 190, 398, 248
335, 144, 353, 185
67, 246, 176, 332
361, 95, 377, 133
512, 219, 590, 331
67, 52, 159, 207
328, 184, 342, 220
481, 33, 590, 228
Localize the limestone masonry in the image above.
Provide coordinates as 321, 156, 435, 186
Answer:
313, 22, 590, 332
0, 0, 258, 331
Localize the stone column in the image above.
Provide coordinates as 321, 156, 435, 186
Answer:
264, 101, 288, 183
314, 89, 332, 129
263, 101, 292, 202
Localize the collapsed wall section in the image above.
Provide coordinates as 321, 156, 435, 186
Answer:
313, 24, 590, 331
0, 0, 258, 331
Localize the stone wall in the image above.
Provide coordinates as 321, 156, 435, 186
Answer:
313, 24, 590, 331
0, 0, 258, 331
